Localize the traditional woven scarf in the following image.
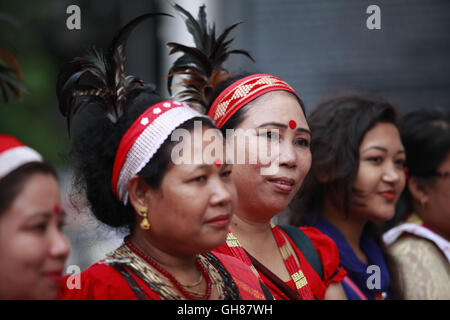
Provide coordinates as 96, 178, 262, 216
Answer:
111, 100, 209, 203
225, 222, 315, 299
208, 74, 298, 129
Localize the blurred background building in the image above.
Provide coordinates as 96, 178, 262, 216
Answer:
0, 0, 449, 270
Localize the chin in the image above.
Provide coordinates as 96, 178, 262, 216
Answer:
257, 203, 286, 220
269, 195, 292, 211
198, 234, 229, 252
369, 208, 396, 222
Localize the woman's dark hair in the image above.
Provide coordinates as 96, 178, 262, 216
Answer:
289, 92, 404, 299
290, 92, 401, 226
56, 13, 216, 233
0, 161, 57, 215
393, 108, 450, 224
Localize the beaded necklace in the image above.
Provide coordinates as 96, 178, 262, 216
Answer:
124, 238, 212, 300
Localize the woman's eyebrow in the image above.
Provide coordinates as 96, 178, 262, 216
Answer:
361, 146, 388, 154
257, 122, 311, 135
361, 146, 406, 154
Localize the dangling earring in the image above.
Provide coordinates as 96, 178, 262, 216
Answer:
420, 198, 428, 208
137, 206, 150, 230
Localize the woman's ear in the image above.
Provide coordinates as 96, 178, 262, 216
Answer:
128, 176, 152, 213
407, 177, 429, 204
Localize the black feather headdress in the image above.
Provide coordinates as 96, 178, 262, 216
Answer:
0, 14, 27, 105
57, 13, 172, 133
167, 4, 254, 111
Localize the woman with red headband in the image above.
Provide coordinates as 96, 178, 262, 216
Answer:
56, 13, 267, 300
0, 135, 70, 299
167, 5, 346, 300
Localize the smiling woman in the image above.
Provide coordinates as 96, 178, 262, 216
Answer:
168, 4, 347, 300
290, 92, 406, 300
0, 135, 70, 300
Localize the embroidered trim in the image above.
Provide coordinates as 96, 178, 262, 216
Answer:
208, 74, 298, 129
106, 243, 227, 300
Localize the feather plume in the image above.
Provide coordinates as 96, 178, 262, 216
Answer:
0, 14, 27, 105
167, 4, 254, 111
57, 13, 172, 133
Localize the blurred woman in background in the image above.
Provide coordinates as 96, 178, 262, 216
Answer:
0, 134, 70, 299
290, 93, 406, 300
383, 108, 450, 299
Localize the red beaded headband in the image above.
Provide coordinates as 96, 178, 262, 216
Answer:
111, 100, 208, 203
208, 74, 298, 129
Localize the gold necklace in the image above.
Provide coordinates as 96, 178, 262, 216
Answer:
178, 272, 203, 288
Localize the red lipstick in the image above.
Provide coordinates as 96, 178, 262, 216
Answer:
44, 270, 63, 283
379, 191, 396, 201
267, 177, 295, 194
206, 215, 230, 228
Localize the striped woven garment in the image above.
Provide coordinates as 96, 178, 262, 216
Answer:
225, 222, 315, 299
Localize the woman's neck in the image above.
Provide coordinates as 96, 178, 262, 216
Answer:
322, 198, 368, 264
229, 209, 275, 254
128, 231, 198, 276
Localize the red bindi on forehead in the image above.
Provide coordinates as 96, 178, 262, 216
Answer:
215, 158, 223, 168
53, 204, 61, 215
289, 120, 297, 130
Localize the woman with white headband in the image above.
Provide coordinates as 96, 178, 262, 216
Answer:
56, 13, 267, 300
0, 135, 70, 299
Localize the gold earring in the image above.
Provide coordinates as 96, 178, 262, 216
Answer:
137, 206, 150, 230
420, 198, 427, 208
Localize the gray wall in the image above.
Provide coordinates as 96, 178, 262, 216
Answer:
213, 0, 450, 113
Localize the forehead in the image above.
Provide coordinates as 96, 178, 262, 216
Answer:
1, 173, 60, 221
240, 91, 307, 127
360, 122, 403, 150
169, 126, 225, 168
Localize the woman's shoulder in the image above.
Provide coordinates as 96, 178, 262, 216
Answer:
298, 226, 340, 255
389, 234, 450, 299
58, 260, 138, 300
389, 233, 447, 264
296, 226, 347, 284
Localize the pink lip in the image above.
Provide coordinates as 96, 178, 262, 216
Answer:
206, 214, 231, 228
379, 191, 396, 201
44, 270, 64, 283
267, 177, 296, 194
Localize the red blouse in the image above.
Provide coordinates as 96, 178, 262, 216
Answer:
213, 226, 347, 300
58, 252, 267, 300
